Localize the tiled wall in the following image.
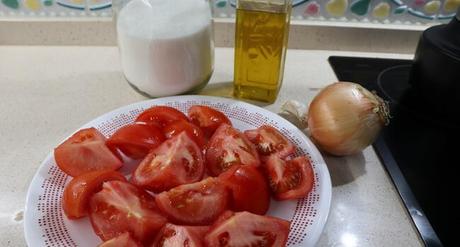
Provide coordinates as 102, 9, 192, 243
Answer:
0, 0, 112, 16
1, 0, 458, 23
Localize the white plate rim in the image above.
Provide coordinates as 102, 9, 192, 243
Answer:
24, 95, 332, 247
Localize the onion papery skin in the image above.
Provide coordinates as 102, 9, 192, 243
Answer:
306, 82, 388, 156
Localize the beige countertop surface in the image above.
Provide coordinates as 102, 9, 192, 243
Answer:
0, 45, 422, 246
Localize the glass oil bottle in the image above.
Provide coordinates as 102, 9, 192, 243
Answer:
233, 0, 292, 103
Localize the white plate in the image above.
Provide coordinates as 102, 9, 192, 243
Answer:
24, 95, 331, 247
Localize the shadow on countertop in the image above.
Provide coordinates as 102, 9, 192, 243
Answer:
196, 81, 272, 107
323, 152, 366, 187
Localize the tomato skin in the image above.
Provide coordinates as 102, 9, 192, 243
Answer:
265, 155, 314, 200
62, 170, 126, 219
188, 105, 231, 138
54, 128, 123, 177
210, 210, 234, 226
131, 132, 204, 193
244, 125, 296, 159
163, 120, 207, 149
155, 177, 229, 225
206, 124, 260, 176
106, 123, 165, 160
151, 223, 209, 247
204, 211, 291, 247
218, 165, 270, 215
98, 232, 142, 247
89, 180, 167, 244
135, 106, 188, 127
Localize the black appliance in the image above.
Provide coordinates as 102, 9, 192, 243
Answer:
409, 9, 460, 116
329, 55, 459, 247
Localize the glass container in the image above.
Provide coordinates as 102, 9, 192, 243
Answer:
233, 0, 292, 103
113, 0, 214, 97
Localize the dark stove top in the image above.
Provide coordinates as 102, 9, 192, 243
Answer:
329, 56, 460, 247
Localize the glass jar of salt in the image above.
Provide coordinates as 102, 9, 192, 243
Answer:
114, 0, 214, 97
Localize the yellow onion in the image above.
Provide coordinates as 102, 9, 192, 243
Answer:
306, 81, 389, 156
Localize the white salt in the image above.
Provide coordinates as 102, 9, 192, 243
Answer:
117, 0, 213, 97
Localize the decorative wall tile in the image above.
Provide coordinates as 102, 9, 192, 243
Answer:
1, 0, 457, 23
350, 0, 371, 16
0, 0, 111, 16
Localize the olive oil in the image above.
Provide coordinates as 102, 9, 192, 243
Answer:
233, 5, 291, 103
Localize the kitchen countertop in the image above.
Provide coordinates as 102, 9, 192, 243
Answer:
0, 46, 422, 246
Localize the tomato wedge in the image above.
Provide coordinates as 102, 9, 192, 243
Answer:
155, 177, 229, 225
106, 123, 165, 160
54, 128, 122, 177
264, 155, 314, 200
98, 232, 142, 247
244, 125, 296, 159
218, 165, 270, 215
163, 120, 207, 149
204, 211, 291, 247
89, 180, 167, 244
188, 105, 231, 137
206, 124, 260, 176
151, 223, 209, 247
62, 170, 126, 219
135, 106, 188, 127
131, 132, 204, 193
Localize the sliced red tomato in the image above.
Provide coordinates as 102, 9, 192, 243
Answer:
206, 124, 260, 176
151, 223, 209, 247
163, 120, 206, 149
106, 123, 165, 160
89, 180, 167, 244
54, 128, 123, 177
98, 232, 142, 247
155, 177, 229, 225
135, 106, 188, 128
188, 105, 231, 138
210, 210, 234, 226
62, 170, 126, 219
244, 125, 296, 159
131, 132, 204, 193
264, 155, 314, 200
204, 211, 291, 247
218, 165, 270, 215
